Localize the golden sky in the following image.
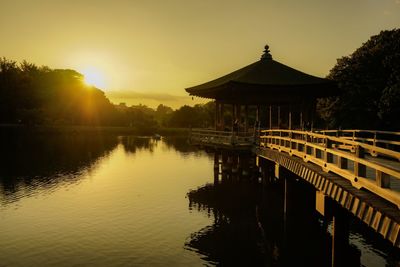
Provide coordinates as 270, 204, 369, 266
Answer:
1, 0, 399, 108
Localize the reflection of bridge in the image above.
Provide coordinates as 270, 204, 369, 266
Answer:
190, 128, 400, 250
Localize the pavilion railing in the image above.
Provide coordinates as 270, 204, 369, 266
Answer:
190, 128, 255, 146
259, 129, 400, 208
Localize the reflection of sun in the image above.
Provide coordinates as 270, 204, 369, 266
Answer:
81, 68, 106, 89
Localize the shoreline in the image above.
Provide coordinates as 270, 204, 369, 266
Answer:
0, 124, 190, 136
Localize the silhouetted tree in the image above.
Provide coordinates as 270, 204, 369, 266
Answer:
318, 29, 400, 130
169, 103, 215, 128
0, 57, 217, 131
0, 58, 120, 125
155, 104, 173, 127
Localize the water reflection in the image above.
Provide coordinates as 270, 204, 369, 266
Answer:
0, 135, 213, 267
0, 134, 197, 205
187, 180, 266, 266
186, 151, 399, 267
186, 178, 332, 266
1, 134, 398, 266
0, 134, 118, 204
120, 136, 157, 154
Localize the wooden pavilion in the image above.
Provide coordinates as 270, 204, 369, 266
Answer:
186, 45, 337, 131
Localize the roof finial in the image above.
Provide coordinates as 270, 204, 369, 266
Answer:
261, 44, 272, 60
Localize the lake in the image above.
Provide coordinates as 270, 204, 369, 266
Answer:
0, 134, 398, 266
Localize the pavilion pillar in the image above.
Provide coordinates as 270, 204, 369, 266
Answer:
244, 105, 249, 132
237, 104, 241, 131
220, 103, 225, 130
278, 106, 281, 129
303, 100, 315, 131
215, 101, 219, 130
269, 105, 272, 130
300, 112, 303, 130
288, 106, 292, 130
267, 105, 272, 129
231, 104, 235, 132
256, 105, 260, 125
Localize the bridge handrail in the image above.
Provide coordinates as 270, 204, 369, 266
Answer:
261, 129, 400, 159
318, 129, 400, 136
317, 129, 400, 149
259, 129, 400, 208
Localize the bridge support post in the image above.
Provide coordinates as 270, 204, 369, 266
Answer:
231, 154, 239, 177
331, 206, 350, 267
240, 154, 250, 178
275, 163, 280, 179
226, 154, 233, 179
221, 151, 228, 171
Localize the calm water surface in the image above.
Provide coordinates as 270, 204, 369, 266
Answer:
0, 134, 398, 266
0, 135, 213, 266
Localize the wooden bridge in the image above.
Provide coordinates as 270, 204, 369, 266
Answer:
190, 128, 400, 249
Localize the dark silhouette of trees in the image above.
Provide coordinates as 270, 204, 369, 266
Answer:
0, 58, 120, 125
0, 57, 215, 131
155, 104, 173, 127
169, 103, 215, 128
318, 29, 400, 130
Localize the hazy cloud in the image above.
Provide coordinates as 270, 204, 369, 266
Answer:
107, 91, 190, 102
105, 90, 208, 109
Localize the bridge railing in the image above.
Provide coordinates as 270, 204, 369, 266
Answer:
259, 129, 400, 208
317, 129, 400, 153
190, 128, 254, 146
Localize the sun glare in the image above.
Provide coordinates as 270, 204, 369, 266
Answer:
82, 68, 107, 89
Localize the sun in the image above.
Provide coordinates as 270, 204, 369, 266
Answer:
81, 68, 107, 89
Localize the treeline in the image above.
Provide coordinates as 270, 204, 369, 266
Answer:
116, 102, 215, 132
0, 57, 214, 132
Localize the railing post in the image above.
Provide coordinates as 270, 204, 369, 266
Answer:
311, 135, 317, 158
337, 156, 348, 169
376, 171, 391, 188
304, 132, 308, 154
324, 137, 334, 163
354, 145, 366, 177
303, 134, 308, 152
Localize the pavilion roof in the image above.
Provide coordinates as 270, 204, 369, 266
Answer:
185, 46, 337, 104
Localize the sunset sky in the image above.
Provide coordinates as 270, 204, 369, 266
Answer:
1, 0, 399, 108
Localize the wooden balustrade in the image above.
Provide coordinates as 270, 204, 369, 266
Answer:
317, 129, 400, 153
260, 129, 400, 208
